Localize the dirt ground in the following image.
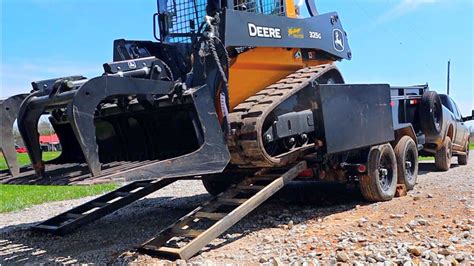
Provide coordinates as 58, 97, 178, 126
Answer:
0, 158, 472, 265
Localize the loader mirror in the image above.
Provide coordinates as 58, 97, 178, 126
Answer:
462, 110, 474, 122
153, 13, 161, 41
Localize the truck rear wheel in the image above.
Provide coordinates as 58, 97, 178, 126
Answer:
457, 141, 469, 165
435, 136, 452, 171
359, 144, 398, 202
419, 91, 443, 136
394, 136, 418, 191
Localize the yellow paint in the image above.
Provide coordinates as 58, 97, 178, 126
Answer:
228, 47, 333, 110
285, 0, 297, 18
228, 48, 300, 109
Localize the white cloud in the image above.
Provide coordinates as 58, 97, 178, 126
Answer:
379, 0, 438, 22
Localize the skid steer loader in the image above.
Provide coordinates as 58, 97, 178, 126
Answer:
2, 0, 414, 260
1, 0, 350, 181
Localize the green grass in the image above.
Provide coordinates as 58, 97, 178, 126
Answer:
0, 151, 61, 170
0, 184, 117, 213
0, 151, 117, 213
419, 142, 474, 161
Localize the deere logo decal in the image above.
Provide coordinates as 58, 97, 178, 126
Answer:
288, 27, 304, 39
248, 23, 282, 39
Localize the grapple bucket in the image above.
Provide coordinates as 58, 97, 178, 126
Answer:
7, 57, 229, 182
0, 94, 28, 176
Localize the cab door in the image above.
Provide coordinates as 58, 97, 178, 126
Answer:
450, 98, 467, 149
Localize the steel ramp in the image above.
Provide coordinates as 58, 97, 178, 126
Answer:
139, 161, 307, 260
32, 178, 179, 235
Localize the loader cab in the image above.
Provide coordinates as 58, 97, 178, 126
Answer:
154, 0, 318, 43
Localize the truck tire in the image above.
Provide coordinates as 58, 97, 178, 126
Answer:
458, 142, 469, 165
359, 144, 398, 202
435, 136, 452, 171
394, 136, 418, 190
419, 91, 443, 136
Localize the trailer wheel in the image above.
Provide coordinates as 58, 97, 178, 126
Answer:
457, 141, 469, 166
201, 176, 234, 196
419, 91, 443, 136
359, 144, 398, 202
394, 136, 418, 190
435, 136, 452, 171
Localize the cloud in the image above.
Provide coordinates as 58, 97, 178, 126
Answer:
379, 0, 438, 22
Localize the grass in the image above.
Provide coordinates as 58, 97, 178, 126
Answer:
419, 142, 474, 161
0, 184, 117, 213
0, 151, 117, 213
0, 151, 61, 170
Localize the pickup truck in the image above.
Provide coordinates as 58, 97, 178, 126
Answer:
420, 93, 473, 170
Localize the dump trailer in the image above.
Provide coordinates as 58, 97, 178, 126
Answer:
0, 0, 465, 260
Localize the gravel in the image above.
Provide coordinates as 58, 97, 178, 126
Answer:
1, 158, 473, 265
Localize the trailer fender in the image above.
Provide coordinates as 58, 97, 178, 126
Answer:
392, 124, 417, 147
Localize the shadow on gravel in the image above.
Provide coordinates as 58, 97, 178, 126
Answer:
418, 161, 461, 175
0, 180, 368, 263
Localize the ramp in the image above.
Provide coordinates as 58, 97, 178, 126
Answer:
32, 177, 179, 235
139, 161, 306, 260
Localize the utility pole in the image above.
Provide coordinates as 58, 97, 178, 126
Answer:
447, 60, 450, 95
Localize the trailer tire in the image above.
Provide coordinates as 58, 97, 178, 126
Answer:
419, 91, 443, 136
359, 144, 398, 202
394, 136, 418, 190
435, 136, 452, 171
202, 176, 234, 196
457, 141, 469, 166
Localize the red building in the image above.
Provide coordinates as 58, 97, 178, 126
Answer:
39, 134, 61, 151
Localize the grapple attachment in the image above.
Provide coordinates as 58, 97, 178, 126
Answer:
5, 57, 229, 181
0, 94, 28, 176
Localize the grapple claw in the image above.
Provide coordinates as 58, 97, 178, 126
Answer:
0, 94, 28, 176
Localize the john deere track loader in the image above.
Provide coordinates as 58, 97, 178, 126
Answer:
1, 0, 350, 180
2, 0, 427, 259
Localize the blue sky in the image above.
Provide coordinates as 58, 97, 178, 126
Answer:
1, 0, 473, 119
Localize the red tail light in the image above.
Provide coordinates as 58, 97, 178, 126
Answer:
298, 168, 313, 177
357, 164, 367, 173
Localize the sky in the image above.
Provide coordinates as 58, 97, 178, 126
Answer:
1, 0, 473, 122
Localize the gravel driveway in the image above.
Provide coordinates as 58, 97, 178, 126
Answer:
1, 158, 472, 265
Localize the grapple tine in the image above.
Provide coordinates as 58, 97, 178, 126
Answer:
17, 92, 47, 177
68, 76, 175, 176
0, 94, 28, 176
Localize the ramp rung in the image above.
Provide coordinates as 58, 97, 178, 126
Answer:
194, 212, 227, 220
34, 224, 59, 231
139, 161, 307, 260
114, 192, 132, 197
171, 228, 204, 238
133, 182, 153, 187
217, 198, 248, 205
91, 202, 108, 208
235, 185, 265, 191
142, 246, 181, 257
65, 213, 82, 219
